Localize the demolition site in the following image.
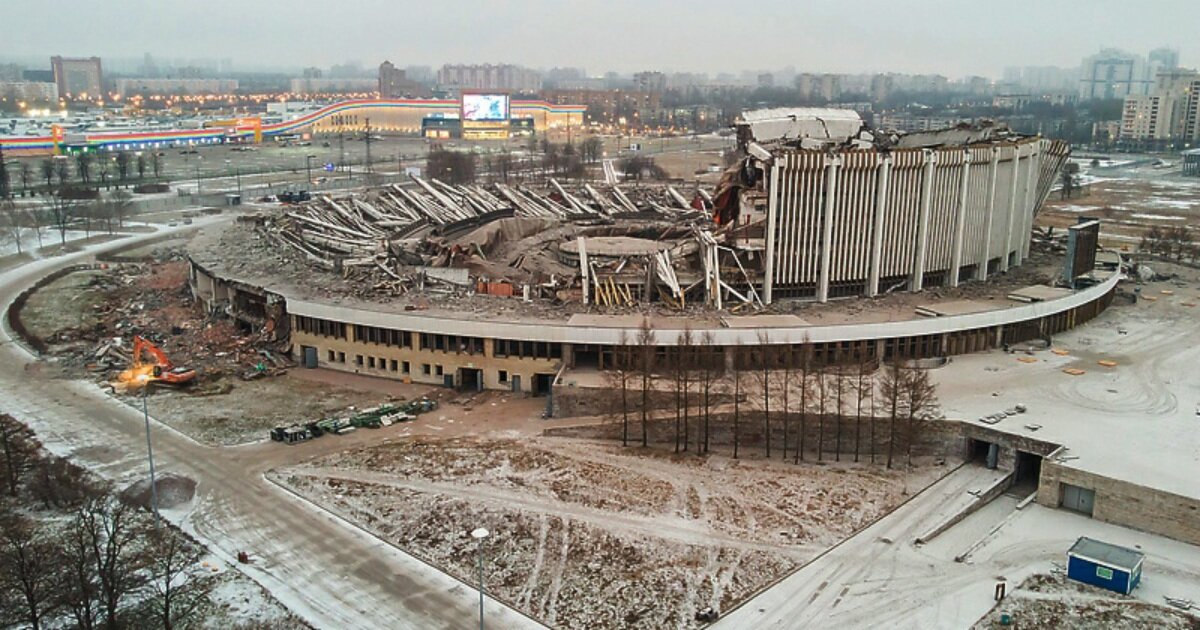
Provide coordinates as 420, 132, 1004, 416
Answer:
6, 108, 1199, 629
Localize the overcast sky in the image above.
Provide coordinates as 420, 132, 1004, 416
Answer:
6, 0, 1198, 77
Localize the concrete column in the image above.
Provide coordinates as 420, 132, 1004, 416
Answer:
949, 149, 971, 288
977, 147, 1000, 281
912, 150, 936, 291
1020, 149, 1039, 261
1001, 146, 1021, 272
817, 156, 840, 303
763, 162, 780, 305
866, 155, 891, 297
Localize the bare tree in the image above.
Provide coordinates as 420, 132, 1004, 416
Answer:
674, 326, 695, 453
61, 509, 102, 630
1, 200, 24, 255
75, 151, 93, 185
815, 363, 831, 461
18, 162, 31, 197
115, 152, 131, 183
145, 527, 211, 630
780, 343, 792, 461
755, 331, 772, 458
699, 331, 717, 454
54, 159, 70, 187
44, 193, 78, 246
636, 318, 656, 448
902, 367, 942, 471
0, 510, 62, 630
39, 158, 54, 188
136, 153, 147, 181
833, 366, 852, 462
96, 159, 110, 191
77, 496, 152, 630
794, 341, 813, 464
606, 330, 633, 447
878, 359, 906, 470
680, 326, 694, 452
150, 152, 163, 179
110, 190, 132, 230
731, 347, 742, 459
0, 146, 9, 199
854, 359, 874, 463
28, 455, 101, 510
0, 415, 39, 497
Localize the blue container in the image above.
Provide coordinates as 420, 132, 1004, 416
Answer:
1066, 537, 1143, 595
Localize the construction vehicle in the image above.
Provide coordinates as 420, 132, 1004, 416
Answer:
114, 335, 197, 390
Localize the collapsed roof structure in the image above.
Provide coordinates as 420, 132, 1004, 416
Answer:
239, 107, 1069, 313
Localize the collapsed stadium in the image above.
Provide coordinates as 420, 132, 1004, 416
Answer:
186, 108, 1108, 399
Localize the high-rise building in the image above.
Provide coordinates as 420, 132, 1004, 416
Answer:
794, 73, 844, 101
51, 56, 103, 99
437, 64, 541, 93
379, 61, 428, 98
1079, 49, 1152, 100
1120, 68, 1200, 148
1149, 47, 1180, 72
633, 71, 667, 93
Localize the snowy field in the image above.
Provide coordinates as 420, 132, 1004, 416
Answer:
274, 435, 946, 629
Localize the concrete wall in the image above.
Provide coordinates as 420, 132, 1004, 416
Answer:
291, 329, 560, 392
765, 138, 1071, 302
1037, 460, 1200, 546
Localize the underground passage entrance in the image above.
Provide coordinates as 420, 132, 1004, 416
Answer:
532, 373, 555, 397
458, 368, 482, 392
968, 438, 1000, 469
1014, 450, 1043, 490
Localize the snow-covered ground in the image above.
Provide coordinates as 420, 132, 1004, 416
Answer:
937, 280, 1199, 500
715, 469, 1200, 628
0, 228, 97, 257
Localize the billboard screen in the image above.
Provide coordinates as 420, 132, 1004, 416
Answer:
462, 93, 510, 122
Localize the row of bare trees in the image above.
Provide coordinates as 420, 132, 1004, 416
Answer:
0, 191, 132, 254
0, 415, 211, 630
605, 324, 943, 468
1139, 225, 1199, 262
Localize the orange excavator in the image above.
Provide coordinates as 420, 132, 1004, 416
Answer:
114, 335, 197, 390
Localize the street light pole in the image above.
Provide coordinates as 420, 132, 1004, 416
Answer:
471, 527, 489, 630
142, 388, 160, 523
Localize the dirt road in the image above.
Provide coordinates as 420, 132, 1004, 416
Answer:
0, 222, 541, 630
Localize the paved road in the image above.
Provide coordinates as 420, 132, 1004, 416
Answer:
0, 220, 541, 630
713, 464, 1020, 629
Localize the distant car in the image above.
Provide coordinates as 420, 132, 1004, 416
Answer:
168, 221, 178, 227
296, 141, 312, 147
182, 218, 193, 225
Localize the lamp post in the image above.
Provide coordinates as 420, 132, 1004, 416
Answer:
142, 387, 160, 523
305, 154, 317, 191
471, 527, 489, 630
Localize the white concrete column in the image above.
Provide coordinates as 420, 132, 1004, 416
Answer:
866, 155, 891, 297
1020, 149, 1039, 261
977, 147, 1000, 281
1001, 146, 1022, 272
912, 149, 936, 291
817, 156, 840, 303
949, 148, 971, 288
763, 162, 780, 305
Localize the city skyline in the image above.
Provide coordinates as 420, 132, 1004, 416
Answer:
3, 0, 1197, 79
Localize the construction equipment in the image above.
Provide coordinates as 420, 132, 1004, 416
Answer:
114, 335, 197, 390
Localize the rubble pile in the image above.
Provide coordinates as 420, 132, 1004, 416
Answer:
234, 175, 756, 308
43, 254, 290, 384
